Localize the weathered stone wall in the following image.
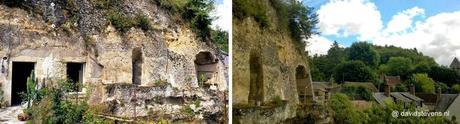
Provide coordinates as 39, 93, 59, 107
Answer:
232, 0, 314, 122
0, 0, 227, 121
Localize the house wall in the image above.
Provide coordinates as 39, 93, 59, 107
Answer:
446, 96, 460, 123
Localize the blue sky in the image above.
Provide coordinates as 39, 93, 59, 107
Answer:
304, 0, 460, 65
305, 0, 460, 46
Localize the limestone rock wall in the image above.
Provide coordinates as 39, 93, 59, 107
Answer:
232, 0, 315, 122
0, 0, 227, 121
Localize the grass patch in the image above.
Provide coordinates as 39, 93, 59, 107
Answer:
181, 105, 194, 116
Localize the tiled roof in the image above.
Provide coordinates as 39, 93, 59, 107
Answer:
373, 92, 423, 106
401, 92, 423, 102
436, 94, 459, 112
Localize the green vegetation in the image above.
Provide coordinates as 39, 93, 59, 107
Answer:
106, 10, 151, 32
408, 73, 436, 93
379, 57, 413, 80
429, 66, 460, 86
334, 61, 376, 83
310, 42, 460, 94
348, 42, 380, 67
156, 0, 215, 41
157, 0, 189, 12
198, 73, 206, 87
329, 93, 363, 124
183, 0, 214, 40
452, 84, 460, 93
181, 105, 194, 116
92, 0, 153, 32
233, 0, 270, 27
234, 0, 318, 52
211, 28, 229, 53
286, 1, 318, 41
341, 85, 373, 100
155, 79, 169, 87
22, 74, 113, 123
329, 93, 457, 124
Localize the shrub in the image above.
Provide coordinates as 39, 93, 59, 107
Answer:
341, 85, 373, 101
136, 14, 151, 31
25, 80, 112, 123
272, 95, 283, 106
452, 84, 460, 93
182, 0, 214, 40
107, 10, 134, 32
329, 93, 365, 124
157, 0, 189, 13
181, 105, 194, 116
198, 73, 206, 86
233, 0, 270, 27
409, 73, 436, 94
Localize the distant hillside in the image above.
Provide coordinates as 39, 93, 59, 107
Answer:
310, 42, 459, 86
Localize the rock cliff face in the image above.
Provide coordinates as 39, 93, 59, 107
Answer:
0, 0, 227, 122
232, 1, 315, 123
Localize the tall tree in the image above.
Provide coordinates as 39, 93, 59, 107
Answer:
348, 42, 380, 67
334, 61, 376, 83
288, 1, 318, 42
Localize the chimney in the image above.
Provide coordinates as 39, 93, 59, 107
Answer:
410, 83, 415, 95
384, 84, 391, 97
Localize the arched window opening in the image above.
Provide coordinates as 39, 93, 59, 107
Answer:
195, 52, 218, 88
132, 48, 143, 85
248, 54, 263, 105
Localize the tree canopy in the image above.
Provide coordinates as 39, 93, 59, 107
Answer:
334, 61, 376, 83
348, 42, 380, 67
408, 73, 436, 94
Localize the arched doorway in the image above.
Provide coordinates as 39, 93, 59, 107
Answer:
248, 54, 263, 105
195, 51, 218, 87
296, 65, 308, 103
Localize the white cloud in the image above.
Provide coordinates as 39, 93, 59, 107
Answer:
306, 35, 334, 55
316, 0, 383, 40
374, 11, 460, 65
211, 0, 231, 31
383, 7, 424, 34
311, 1, 460, 65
